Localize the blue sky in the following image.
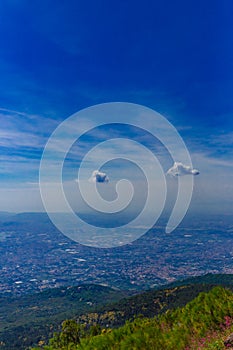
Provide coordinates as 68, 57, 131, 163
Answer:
0, 0, 232, 216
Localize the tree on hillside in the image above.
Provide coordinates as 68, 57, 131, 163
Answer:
49, 320, 83, 349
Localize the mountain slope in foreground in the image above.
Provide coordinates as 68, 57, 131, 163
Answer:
35, 286, 233, 350
1, 274, 233, 349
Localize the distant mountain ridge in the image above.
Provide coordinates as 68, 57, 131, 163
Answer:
0, 212, 16, 221
160, 272, 233, 289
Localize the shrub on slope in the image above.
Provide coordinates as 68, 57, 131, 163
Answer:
33, 287, 233, 350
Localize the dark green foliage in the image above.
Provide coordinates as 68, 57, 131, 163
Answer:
34, 286, 233, 349
1, 274, 233, 349
48, 320, 82, 349
70, 286, 233, 350
164, 273, 233, 289
75, 283, 229, 329
89, 325, 101, 337
0, 284, 129, 350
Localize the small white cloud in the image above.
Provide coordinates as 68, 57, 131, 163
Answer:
167, 162, 200, 177
89, 170, 109, 183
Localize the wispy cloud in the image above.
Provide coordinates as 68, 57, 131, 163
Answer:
0, 109, 59, 186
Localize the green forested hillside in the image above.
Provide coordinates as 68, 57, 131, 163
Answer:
0, 283, 217, 349
164, 273, 233, 289
34, 286, 233, 350
0, 284, 130, 350
74, 273, 233, 329
75, 284, 219, 329
1, 274, 233, 349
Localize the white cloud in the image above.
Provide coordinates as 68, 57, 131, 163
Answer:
89, 170, 109, 183
167, 162, 199, 177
